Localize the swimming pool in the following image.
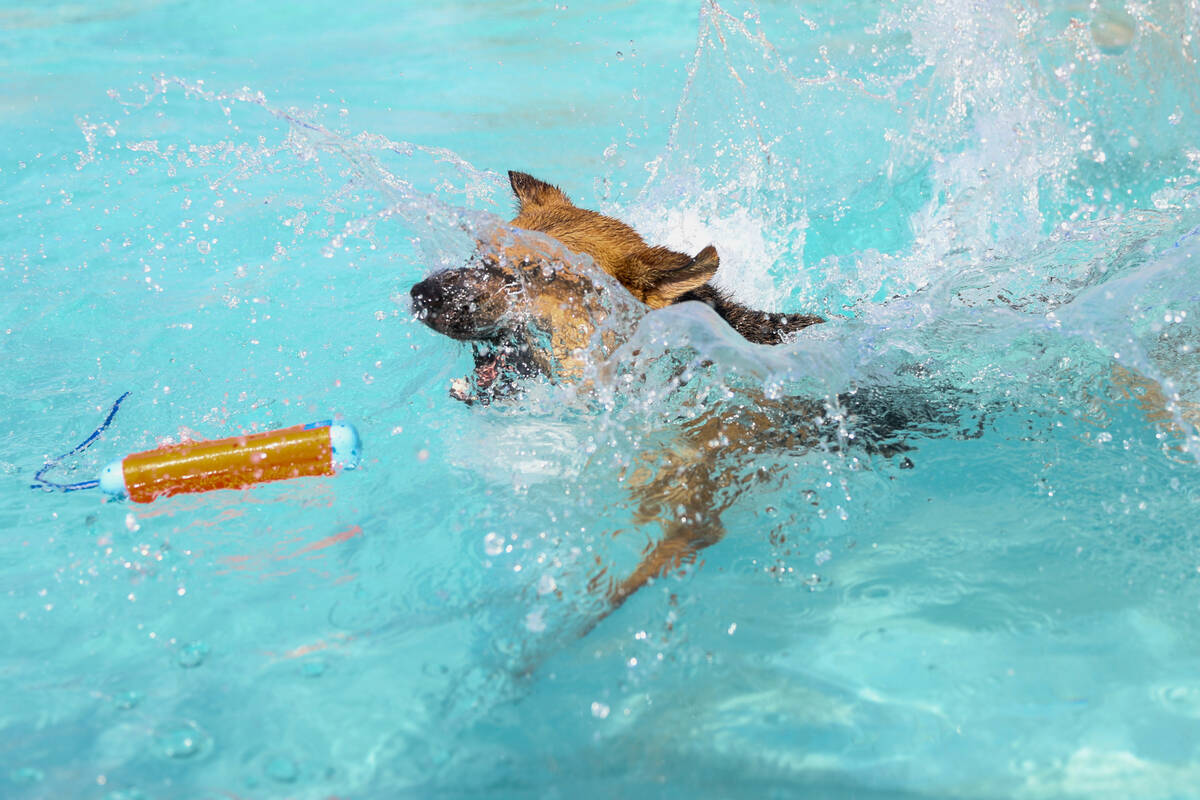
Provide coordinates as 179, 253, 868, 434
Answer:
3, 0, 1200, 796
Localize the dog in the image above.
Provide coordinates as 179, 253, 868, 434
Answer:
410, 171, 933, 614
410, 172, 825, 401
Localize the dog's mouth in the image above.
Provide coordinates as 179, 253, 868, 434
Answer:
450, 338, 539, 404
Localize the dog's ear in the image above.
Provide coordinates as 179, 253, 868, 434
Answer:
509, 171, 572, 211
639, 245, 720, 308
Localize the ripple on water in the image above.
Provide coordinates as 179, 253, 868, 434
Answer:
153, 720, 213, 760
1151, 684, 1200, 718
102, 790, 148, 800
840, 569, 1057, 635
8, 766, 44, 784
176, 641, 210, 669
845, 579, 895, 603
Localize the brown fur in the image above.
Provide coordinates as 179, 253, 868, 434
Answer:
504, 171, 824, 339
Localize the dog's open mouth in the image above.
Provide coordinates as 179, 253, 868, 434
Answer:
450, 340, 539, 404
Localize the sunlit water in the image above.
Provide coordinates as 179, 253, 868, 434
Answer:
3, 1, 1200, 798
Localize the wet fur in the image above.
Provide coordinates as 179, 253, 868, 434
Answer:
415, 173, 1194, 626
411, 171, 830, 618
505, 171, 824, 341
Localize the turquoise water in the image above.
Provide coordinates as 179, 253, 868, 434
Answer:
3, 0, 1200, 797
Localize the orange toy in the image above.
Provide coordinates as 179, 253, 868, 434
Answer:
98, 421, 361, 503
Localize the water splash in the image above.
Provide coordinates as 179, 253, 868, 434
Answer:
10, 2, 1200, 798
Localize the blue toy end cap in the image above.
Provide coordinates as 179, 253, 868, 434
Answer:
329, 423, 362, 470
98, 460, 127, 497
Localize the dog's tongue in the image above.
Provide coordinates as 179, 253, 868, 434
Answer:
449, 350, 503, 403
475, 354, 501, 388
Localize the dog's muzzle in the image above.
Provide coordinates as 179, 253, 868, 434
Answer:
410, 269, 539, 404
409, 270, 506, 342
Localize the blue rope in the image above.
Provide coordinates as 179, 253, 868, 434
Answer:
30, 392, 130, 493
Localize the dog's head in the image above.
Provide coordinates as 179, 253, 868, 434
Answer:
410, 172, 723, 402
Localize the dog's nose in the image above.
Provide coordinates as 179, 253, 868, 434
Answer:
409, 277, 439, 318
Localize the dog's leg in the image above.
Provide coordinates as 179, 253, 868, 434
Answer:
1111, 363, 1200, 432
609, 520, 723, 607
601, 406, 780, 613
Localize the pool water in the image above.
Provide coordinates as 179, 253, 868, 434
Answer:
3, 0, 1200, 797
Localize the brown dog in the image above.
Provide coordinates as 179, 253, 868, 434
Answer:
413, 173, 1189, 620
410, 171, 832, 613
410, 172, 825, 398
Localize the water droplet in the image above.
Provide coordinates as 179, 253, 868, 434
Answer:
525, 607, 547, 633
177, 641, 210, 668
154, 721, 213, 760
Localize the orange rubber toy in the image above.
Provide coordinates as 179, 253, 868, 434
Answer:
98, 421, 361, 503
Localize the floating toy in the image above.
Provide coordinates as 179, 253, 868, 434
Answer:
32, 393, 361, 503
99, 421, 360, 502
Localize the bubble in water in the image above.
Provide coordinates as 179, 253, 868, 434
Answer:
264, 754, 300, 783
590, 701, 610, 719
536, 574, 557, 595
177, 641, 210, 668
154, 720, 213, 760
483, 532, 504, 557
